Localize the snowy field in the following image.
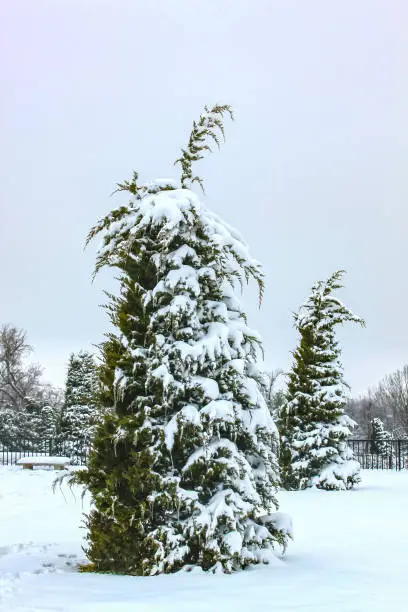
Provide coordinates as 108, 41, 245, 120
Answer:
0, 467, 407, 612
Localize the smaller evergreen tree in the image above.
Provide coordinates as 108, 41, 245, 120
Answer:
25, 399, 59, 442
59, 351, 99, 458
0, 407, 26, 447
370, 417, 392, 456
279, 270, 365, 491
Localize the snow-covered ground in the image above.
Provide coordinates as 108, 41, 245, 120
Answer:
0, 467, 406, 612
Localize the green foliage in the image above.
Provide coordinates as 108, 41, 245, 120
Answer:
25, 400, 60, 441
370, 417, 391, 455
64, 351, 98, 407
279, 270, 365, 490
73, 105, 288, 575
175, 104, 233, 192
58, 351, 99, 457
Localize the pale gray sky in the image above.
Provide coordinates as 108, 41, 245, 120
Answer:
1, 0, 407, 395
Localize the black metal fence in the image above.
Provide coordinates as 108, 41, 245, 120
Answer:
349, 439, 408, 470
0, 438, 88, 467
1, 437, 407, 470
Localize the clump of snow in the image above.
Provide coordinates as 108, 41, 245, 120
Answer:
259, 512, 293, 539
312, 459, 361, 491
146, 178, 179, 193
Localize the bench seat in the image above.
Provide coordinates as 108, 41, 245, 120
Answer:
16, 456, 71, 470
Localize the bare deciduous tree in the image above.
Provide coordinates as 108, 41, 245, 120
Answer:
370, 365, 408, 437
0, 324, 43, 413
348, 365, 408, 439
347, 397, 379, 438
262, 368, 286, 418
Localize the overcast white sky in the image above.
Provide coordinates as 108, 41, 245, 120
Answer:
1, 0, 407, 396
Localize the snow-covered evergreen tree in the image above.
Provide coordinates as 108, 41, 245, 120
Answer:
74, 105, 291, 575
59, 351, 98, 457
370, 417, 391, 456
25, 399, 59, 442
279, 270, 365, 491
0, 407, 27, 447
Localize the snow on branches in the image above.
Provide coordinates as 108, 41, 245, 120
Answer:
175, 104, 233, 192
77, 164, 290, 574
279, 270, 365, 491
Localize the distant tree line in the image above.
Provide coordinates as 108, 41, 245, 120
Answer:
346, 367, 408, 440
0, 323, 99, 452
263, 364, 408, 445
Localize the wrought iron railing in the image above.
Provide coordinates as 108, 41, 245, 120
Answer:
348, 439, 408, 470
1, 438, 407, 470
0, 438, 88, 466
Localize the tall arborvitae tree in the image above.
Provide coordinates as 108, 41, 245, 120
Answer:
59, 351, 99, 456
74, 105, 291, 576
279, 270, 365, 491
370, 417, 391, 456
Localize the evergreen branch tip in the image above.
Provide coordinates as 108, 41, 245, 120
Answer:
175, 104, 234, 192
